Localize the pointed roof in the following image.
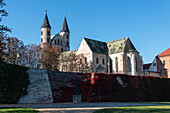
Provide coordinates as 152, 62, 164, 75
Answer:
158, 48, 170, 57
83, 37, 137, 55
83, 38, 108, 54
61, 16, 70, 33
41, 12, 51, 29
107, 37, 137, 54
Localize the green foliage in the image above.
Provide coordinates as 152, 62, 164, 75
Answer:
0, 61, 29, 104
94, 105, 170, 113
0, 107, 37, 113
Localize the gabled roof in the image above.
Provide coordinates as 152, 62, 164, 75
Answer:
83, 37, 137, 55
41, 13, 51, 29
60, 17, 70, 33
107, 37, 137, 54
158, 48, 170, 57
143, 63, 151, 69
51, 33, 60, 42
83, 38, 108, 54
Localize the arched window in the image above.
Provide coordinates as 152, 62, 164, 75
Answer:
96, 58, 99, 64
41, 31, 43, 36
55, 40, 57, 45
58, 39, 60, 45
102, 58, 105, 65
127, 56, 131, 72
61, 48, 63, 52
135, 56, 138, 72
61, 41, 62, 45
115, 57, 118, 73
41, 38, 43, 43
85, 57, 87, 64
67, 41, 69, 46
67, 34, 69, 39
47, 31, 50, 36
110, 58, 113, 73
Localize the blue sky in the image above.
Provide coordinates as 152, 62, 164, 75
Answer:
2, 0, 170, 63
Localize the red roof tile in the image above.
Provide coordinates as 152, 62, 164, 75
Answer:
158, 48, 170, 57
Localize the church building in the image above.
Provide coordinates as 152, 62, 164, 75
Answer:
41, 11, 143, 75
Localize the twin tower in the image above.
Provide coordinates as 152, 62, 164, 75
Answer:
41, 11, 70, 52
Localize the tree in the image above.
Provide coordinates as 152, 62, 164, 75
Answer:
0, 0, 11, 60
59, 52, 90, 73
40, 43, 61, 71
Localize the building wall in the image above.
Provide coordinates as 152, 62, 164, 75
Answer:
149, 58, 157, 72
157, 55, 170, 78
93, 53, 107, 73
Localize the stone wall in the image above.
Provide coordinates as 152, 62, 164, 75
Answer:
18, 68, 53, 103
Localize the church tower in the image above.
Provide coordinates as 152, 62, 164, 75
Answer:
41, 10, 51, 46
60, 15, 70, 51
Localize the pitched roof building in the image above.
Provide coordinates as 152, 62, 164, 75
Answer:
40, 11, 143, 75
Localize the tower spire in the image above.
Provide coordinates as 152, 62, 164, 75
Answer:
60, 15, 70, 33
41, 10, 51, 29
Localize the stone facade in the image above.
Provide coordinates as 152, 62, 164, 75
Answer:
59, 37, 143, 76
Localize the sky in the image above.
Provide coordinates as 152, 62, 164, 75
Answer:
1, 0, 170, 64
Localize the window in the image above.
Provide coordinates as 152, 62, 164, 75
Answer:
164, 69, 167, 74
58, 39, 60, 45
41, 38, 43, 43
47, 31, 50, 36
47, 38, 49, 43
160, 69, 162, 75
153, 63, 156, 66
135, 56, 138, 72
41, 31, 43, 36
160, 60, 162, 66
85, 57, 87, 64
127, 56, 131, 72
115, 57, 118, 73
96, 58, 99, 64
55, 40, 57, 45
163, 60, 165, 66
80, 59, 82, 64
67, 34, 69, 39
67, 41, 69, 46
61, 41, 62, 45
110, 58, 113, 73
61, 48, 63, 52
102, 58, 105, 65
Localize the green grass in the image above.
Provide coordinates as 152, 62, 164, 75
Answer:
0, 107, 38, 113
94, 105, 170, 113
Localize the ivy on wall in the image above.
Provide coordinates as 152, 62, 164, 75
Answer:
0, 61, 29, 104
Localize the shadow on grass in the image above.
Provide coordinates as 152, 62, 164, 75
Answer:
0, 107, 37, 113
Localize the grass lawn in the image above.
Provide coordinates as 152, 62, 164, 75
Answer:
94, 105, 170, 113
0, 107, 38, 113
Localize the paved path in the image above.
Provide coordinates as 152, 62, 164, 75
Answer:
1, 102, 170, 113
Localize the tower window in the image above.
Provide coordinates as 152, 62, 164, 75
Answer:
102, 58, 105, 65
41, 38, 43, 43
96, 58, 99, 64
47, 38, 50, 43
47, 31, 50, 36
67, 41, 69, 46
67, 34, 69, 39
41, 31, 43, 36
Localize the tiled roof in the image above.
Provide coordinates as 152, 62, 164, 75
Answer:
107, 37, 137, 54
143, 63, 152, 69
41, 14, 51, 29
158, 48, 170, 57
83, 37, 137, 55
61, 17, 70, 33
83, 38, 108, 54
